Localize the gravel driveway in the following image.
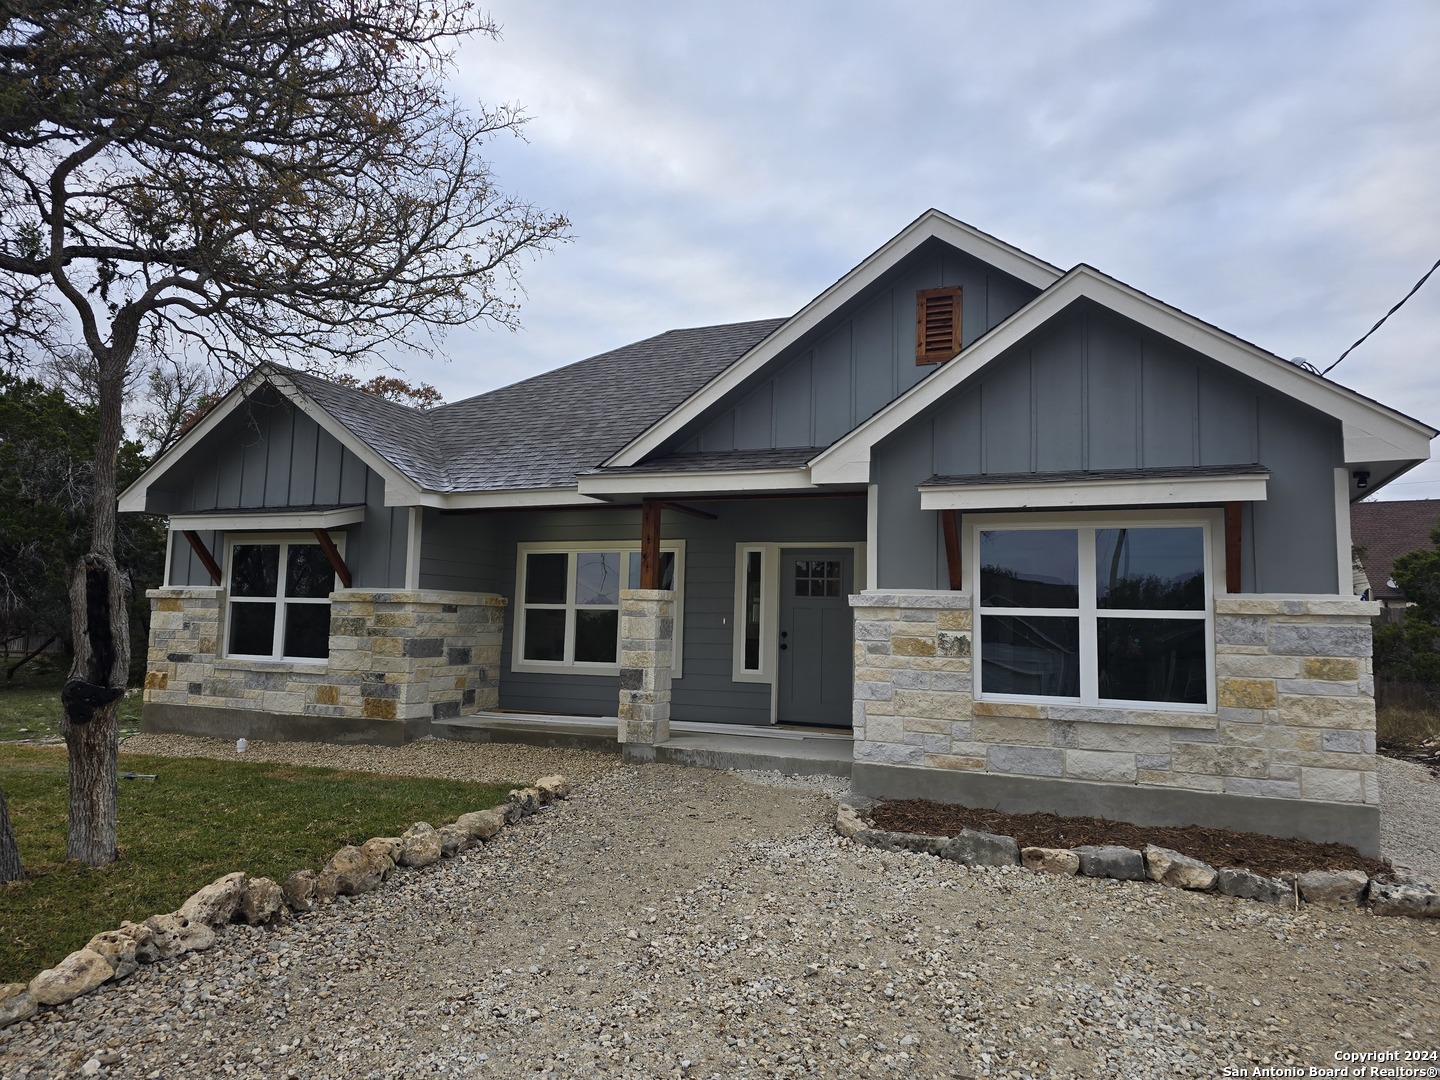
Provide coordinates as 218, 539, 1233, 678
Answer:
2, 743, 1439, 1079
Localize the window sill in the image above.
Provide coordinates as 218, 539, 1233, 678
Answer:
215, 658, 329, 674
972, 698, 1217, 730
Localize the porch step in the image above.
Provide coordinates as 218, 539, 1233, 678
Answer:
649, 732, 852, 779
434, 717, 621, 753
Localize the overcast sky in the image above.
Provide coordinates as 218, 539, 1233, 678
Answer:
390, 0, 1440, 500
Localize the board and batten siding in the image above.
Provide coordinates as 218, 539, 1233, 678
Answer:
873, 301, 1344, 594
424, 498, 866, 724
666, 240, 1039, 455
152, 387, 410, 589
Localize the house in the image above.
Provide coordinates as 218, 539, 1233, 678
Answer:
122, 209, 1436, 855
1351, 498, 1440, 623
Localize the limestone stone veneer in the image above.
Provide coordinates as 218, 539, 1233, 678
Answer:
143, 586, 505, 740
849, 592, 1380, 810
616, 589, 675, 751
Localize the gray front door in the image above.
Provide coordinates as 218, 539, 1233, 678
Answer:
777, 548, 854, 727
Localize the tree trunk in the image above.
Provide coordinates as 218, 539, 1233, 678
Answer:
0, 785, 23, 883
60, 353, 130, 867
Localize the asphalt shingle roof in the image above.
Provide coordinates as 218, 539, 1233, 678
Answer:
1351, 498, 1440, 601
593, 447, 823, 475
277, 318, 785, 493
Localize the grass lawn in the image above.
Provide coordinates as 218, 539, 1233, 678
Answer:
0, 655, 143, 742
0, 743, 515, 983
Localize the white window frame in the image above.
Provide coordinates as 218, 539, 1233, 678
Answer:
222, 532, 342, 664
512, 541, 687, 677
730, 541, 868, 688
968, 509, 1220, 713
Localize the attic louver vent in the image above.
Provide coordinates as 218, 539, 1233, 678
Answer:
916, 286, 962, 364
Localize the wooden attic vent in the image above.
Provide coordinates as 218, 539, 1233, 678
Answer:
916, 286, 962, 365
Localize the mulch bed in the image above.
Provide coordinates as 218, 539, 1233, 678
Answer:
867, 799, 1392, 879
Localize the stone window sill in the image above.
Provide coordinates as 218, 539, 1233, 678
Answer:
213, 658, 328, 674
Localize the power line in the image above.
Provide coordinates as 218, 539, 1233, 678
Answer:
1323, 255, 1440, 375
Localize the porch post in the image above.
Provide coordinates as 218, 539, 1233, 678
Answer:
616, 588, 674, 757
639, 498, 663, 589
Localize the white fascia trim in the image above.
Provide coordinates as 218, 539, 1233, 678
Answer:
811, 267, 1436, 484
1333, 468, 1354, 597
167, 506, 367, 532
577, 468, 815, 497
919, 472, 1269, 511
414, 487, 611, 510
605, 211, 1063, 469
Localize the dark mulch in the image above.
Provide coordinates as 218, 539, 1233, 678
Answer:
868, 799, 1391, 879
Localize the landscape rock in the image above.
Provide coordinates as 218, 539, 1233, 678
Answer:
144, 913, 216, 957
177, 871, 247, 927
1216, 867, 1294, 905
1021, 847, 1081, 875
1144, 846, 1218, 890
1369, 880, 1440, 918
1297, 869, 1369, 909
1074, 845, 1147, 881
0, 983, 36, 1029
507, 788, 541, 816
535, 775, 571, 801
941, 828, 1020, 867
856, 829, 946, 856
28, 948, 113, 1006
84, 930, 139, 980
437, 823, 472, 857
325, 845, 384, 895
359, 838, 399, 880
835, 804, 866, 839
455, 808, 505, 841
114, 920, 159, 963
238, 877, 286, 925
399, 822, 442, 867
313, 869, 340, 904
282, 870, 318, 912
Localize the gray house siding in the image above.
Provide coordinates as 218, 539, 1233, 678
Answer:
420, 497, 866, 724
873, 302, 1343, 593
152, 389, 409, 589
667, 240, 1041, 456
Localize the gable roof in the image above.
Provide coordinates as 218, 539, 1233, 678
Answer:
808, 263, 1437, 485
1351, 498, 1440, 601
602, 208, 1064, 468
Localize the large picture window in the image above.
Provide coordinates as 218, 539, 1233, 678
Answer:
225, 538, 338, 661
974, 518, 1212, 708
513, 543, 684, 674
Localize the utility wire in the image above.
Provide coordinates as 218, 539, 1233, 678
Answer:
1323, 255, 1440, 375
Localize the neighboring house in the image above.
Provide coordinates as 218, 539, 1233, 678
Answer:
122, 209, 1436, 855
1351, 498, 1440, 623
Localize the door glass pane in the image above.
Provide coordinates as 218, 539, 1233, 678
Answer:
228, 602, 276, 655
523, 608, 566, 661
819, 560, 841, 598
574, 608, 620, 663
230, 545, 279, 597
576, 552, 621, 605
1096, 528, 1205, 611
286, 544, 334, 599
283, 603, 331, 658
980, 614, 1079, 697
1098, 618, 1207, 704
626, 551, 675, 590
524, 553, 568, 605
793, 560, 811, 597
979, 530, 1078, 608
743, 550, 762, 670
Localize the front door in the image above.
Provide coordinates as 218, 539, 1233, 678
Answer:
777, 548, 854, 727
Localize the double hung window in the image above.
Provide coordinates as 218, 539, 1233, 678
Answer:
975, 519, 1211, 708
226, 538, 337, 661
514, 544, 683, 673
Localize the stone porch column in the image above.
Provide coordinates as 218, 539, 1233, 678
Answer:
617, 589, 675, 757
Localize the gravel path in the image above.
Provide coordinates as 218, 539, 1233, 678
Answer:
3, 757, 1438, 1079
1379, 755, 1440, 883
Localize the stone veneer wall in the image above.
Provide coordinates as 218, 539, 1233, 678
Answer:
849, 592, 1379, 809
616, 589, 674, 751
143, 586, 505, 733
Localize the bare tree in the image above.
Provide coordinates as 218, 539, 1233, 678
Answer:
0, 0, 568, 865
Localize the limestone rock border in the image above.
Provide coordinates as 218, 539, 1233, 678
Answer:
0, 774, 573, 1031
836, 803, 1436, 920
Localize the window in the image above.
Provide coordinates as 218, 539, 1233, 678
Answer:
916, 286, 962, 364
513, 543, 684, 674
974, 518, 1212, 708
225, 538, 338, 661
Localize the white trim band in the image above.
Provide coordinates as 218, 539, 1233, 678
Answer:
919, 472, 1268, 511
